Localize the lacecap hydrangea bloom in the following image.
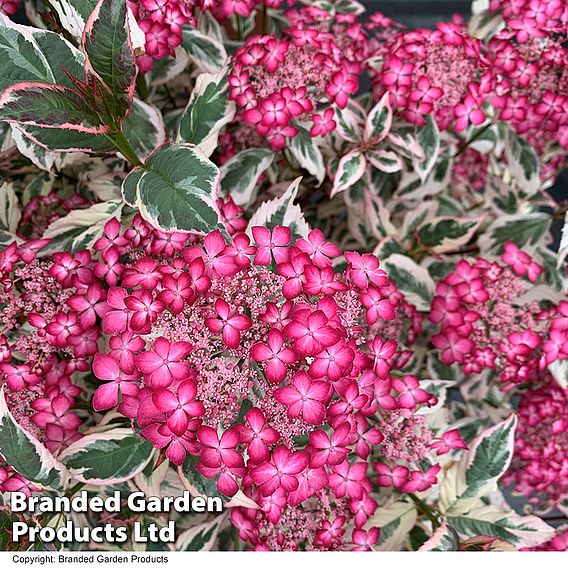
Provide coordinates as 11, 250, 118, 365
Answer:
36, 210, 467, 550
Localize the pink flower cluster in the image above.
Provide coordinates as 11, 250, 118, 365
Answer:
129, 0, 197, 73
0, 0, 19, 16
207, 0, 285, 21
489, 0, 568, 40
284, 7, 370, 69
502, 379, 568, 511
487, 30, 568, 157
532, 528, 568, 551
58, 212, 461, 550
0, 242, 86, 456
371, 20, 489, 130
430, 242, 568, 390
229, 27, 360, 148
0, 462, 38, 496
19, 191, 89, 241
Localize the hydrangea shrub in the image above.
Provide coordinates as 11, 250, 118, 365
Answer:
0, 0, 566, 553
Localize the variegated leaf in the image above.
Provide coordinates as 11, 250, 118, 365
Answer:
0, 182, 21, 233
59, 428, 154, 485
419, 521, 458, 551
83, 0, 136, 119
220, 148, 274, 208
414, 115, 440, 181
557, 211, 568, 268
133, 143, 222, 234
331, 150, 366, 198
478, 212, 551, 255
287, 123, 325, 184
382, 254, 435, 311
0, 14, 84, 91
123, 99, 166, 159
440, 415, 517, 515
504, 128, 540, 196
11, 126, 57, 171
0, 83, 107, 133
417, 216, 481, 254
182, 27, 228, 74
364, 92, 392, 143
371, 499, 417, 551
42, 199, 123, 253
334, 102, 364, 143
178, 69, 235, 157
449, 503, 555, 549
366, 148, 402, 173
247, 177, 310, 240
175, 516, 225, 551
48, 0, 97, 40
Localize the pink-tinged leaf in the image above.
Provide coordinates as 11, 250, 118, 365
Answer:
330, 150, 366, 198
0, 83, 108, 134
83, 0, 136, 120
12, 124, 114, 153
364, 92, 393, 144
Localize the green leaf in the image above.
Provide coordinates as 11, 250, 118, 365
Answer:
0, 182, 21, 233
60, 428, 154, 484
400, 154, 452, 200
382, 254, 435, 311
538, 247, 568, 292
331, 150, 366, 197
0, 388, 66, 490
247, 177, 310, 240
220, 148, 274, 208
417, 217, 480, 253
122, 168, 144, 207
182, 27, 228, 74
175, 517, 224, 551
42, 200, 123, 253
287, 123, 325, 184
177, 69, 235, 157
0, 83, 108, 133
448, 503, 555, 549
504, 128, 540, 196
147, 47, 190, 86
364, 92, 392, 143
441, 415, 517, 515
479, 212, 551, 255
133, 143, 221, 233
122, 99, 166, 160
427, 351, 460, 382
334, 101, 364, 143
557, 211, 568, 268
414, 115, 440, 181
13, 123, 114, 153
366, 148, 402, 173
548, 359, 568, 389
48, 0, 98, 40
0, 14, 84, 91
371, 499, 417, 551
23, 171, 55, 205
83, 0, 136, 119
419, 521, 458, 551
11, 126, 57, 171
